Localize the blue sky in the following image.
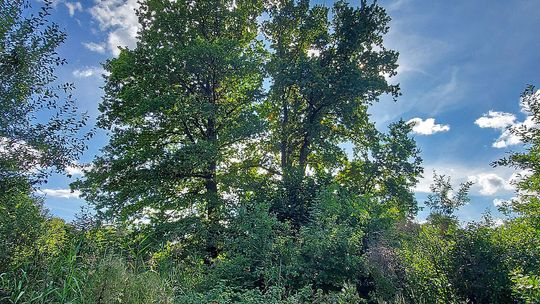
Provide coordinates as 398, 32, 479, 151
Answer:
35, 0, 540, 223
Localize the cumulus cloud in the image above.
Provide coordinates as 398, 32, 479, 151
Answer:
72, 66, 107, 78
474, 111, 521, 148
468, 173, 513, 196
37, 189, 81, 199
416, 169, 512, 197
476, 89, 540, 148
415, 163, 517, 197
82, 42, 107, 54
407, 117, 450, 135
492, 129, 520, 148
482, 115, 536, 149
474, 111, 516, 129
414, 168, 462, 194
89, 0, 140, 56
64, 2, 82, 16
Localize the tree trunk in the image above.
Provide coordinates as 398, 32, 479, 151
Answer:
204, 169, 219, 264
204, 117, 219, 264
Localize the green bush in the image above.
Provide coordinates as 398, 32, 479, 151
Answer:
83, 255, 173, 304
0, 179, 46, 273
511, 269, 540, 304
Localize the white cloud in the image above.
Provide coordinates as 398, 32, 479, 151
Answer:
492, 128, 521, 148
493, 197, 516, 207
46, 0, 81, 16
474, 111, 521, 148
72, 66, 107, 78
493, 198, 505, 207
407, 117, 450, 135
474, 111, 516, 129
0, 137, 40, 157
89, 0, 140, 56
520, 89, 540, 114
0, 137, 43, 172
481, 115, 536, 149
414, 178, 433, 194
37, 189, 81, 199
65, 162, 92, 177
414, 166, 467, 194
476, 89, 540, 148
508, 169, 533, 186
64, 2, 82, 16
82, 42, 107, 54
66, 166, 84, 176
468, 173, 513, 196
415, 163, 517, 197
107, 27, 138, 56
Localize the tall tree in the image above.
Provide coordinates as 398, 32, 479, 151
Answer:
262, 0, 400, 225
0, 0, 88, 182
75, 0, 265, 262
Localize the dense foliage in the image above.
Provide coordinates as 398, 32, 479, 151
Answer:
0, 0, 89, 183
1, 1, 539, 303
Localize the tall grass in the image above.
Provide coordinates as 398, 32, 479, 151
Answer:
0, 244, 174, 303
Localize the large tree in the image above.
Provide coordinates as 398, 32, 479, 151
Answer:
262, 0, 401, 225
75, 0, 265, 262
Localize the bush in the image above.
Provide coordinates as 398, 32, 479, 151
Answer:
83, 255, 173, 304
0, 178, 46, 273
175, 283, 366, 304
511, 270, 540, 304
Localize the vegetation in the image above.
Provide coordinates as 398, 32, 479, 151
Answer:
0, 0, 89, 183
1, 0, 539, 303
